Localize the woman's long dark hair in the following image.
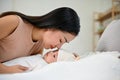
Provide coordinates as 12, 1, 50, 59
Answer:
0, 7, 80, 36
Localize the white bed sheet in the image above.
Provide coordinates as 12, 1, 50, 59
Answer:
0, 51, 120, 80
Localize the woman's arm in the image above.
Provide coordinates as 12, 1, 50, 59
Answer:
0, 15, 19, 39
0, 15, 29, 74
0, 63, 28, 74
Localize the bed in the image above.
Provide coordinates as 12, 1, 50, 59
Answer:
0, 20, 120, 80
0, 51, 120, 80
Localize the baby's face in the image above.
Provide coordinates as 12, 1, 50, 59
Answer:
43, 50, 58, 63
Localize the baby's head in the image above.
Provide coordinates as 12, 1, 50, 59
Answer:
43, 49, 58, 64
43, 49, 80, 63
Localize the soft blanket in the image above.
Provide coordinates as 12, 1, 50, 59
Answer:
0, 51, 120, 80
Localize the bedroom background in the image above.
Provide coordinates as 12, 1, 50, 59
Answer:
0, 0, 117, 56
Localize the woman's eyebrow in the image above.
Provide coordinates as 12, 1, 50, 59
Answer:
64, 36, 69, 43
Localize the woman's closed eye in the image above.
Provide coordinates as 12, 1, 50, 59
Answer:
59, 38, 65, 43
53, 55, 55, 58
59, 39, 62, 43
60, 36, 68, 44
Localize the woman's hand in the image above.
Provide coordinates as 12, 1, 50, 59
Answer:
0, 64, 28, 74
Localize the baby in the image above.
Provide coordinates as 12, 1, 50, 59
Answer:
43, 49, 80, 63
3, 49, 80, 72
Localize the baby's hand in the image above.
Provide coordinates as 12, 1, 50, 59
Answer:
73, 53, 80, 61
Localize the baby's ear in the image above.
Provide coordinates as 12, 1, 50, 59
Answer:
73, 53, 80, 61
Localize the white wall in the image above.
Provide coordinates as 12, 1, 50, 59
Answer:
0, 0, 112, 55
0, 0, 13, 12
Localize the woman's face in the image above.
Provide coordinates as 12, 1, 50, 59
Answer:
43, 30, 75, 49
43, 51, 58, 63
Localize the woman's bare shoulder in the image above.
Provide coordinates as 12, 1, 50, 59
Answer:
0, 15, 19, 39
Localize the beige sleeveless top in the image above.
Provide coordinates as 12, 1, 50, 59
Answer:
0, 15, 42, 62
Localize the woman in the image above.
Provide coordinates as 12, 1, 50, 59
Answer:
0, 7, 80, 73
